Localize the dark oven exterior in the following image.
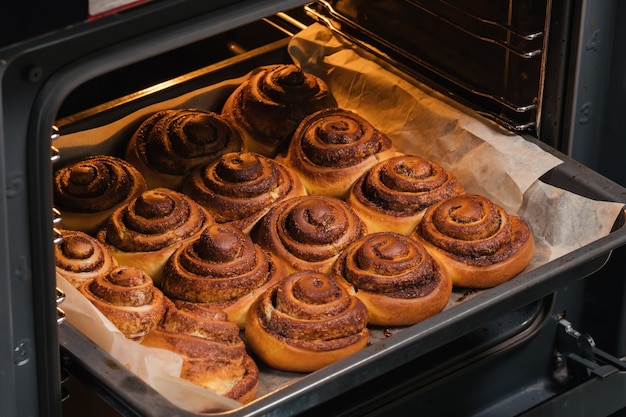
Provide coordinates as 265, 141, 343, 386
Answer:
1, 1, 626, 417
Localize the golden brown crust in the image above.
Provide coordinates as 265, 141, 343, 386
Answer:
412, 194, 535, 288
251, 195, 367, 274
346, 154, 465, 235
141, 302, 258, 403
221, 64, 338, 157
55, 230, 118, 288
125, 109, 244, 190
96, 188, 213, 285
53, 155, 148, 235
332, 232, 452, 326
78, 266, 168, 339
161, 224, 288, 328
181, 152, 307, 234
244, 271, 369, 373
277, 108, 395, 199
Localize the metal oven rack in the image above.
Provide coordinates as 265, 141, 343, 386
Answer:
305, 0, 550, 133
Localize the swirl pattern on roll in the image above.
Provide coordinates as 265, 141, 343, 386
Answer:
79, 266, 168, 339
336, 233, 440, 297
244, 271, 369, 372
125, 109, 244, 190
413, 194, 535, 288
182, 152, 306, 233
98, 188, 210, 253
162, 224, 287, 327
332, 232, 452, 326
252, 195, 367, 273
222, 64, 338, 156
55, 230, 118, 288
141, 302, 259, 403
279, 108, 394, 198
53, 155, 147, 234
419, 195, 515, 263
347, 154, 465, 234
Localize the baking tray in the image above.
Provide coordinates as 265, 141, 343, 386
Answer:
55, 24, 626, 417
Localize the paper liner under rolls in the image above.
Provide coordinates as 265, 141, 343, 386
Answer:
57, 275, 243, 412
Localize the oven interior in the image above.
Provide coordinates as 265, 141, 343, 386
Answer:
1, 0, 625, 416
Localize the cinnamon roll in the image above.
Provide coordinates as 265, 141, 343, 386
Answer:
181, 152, 307, 234
244, 271, 369, 372
53, 155, 147, 235
161, 224, 288, 328
332, 232, 452, 326
55, 229, 118, 288
141, 302, 259, 403
96, 188, 213, 286
347, 154, 465, 235
125, 109, 244, 190
278, 108, 395, 198
222, 64, 338, 157
412, 194, 535, 288
251, 195, 367, 274
78, 266, 168, 340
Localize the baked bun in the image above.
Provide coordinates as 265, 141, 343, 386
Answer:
412, 194, 535, 288
142, 302, 259, 404
161, 224, 288, 328
181, 152, 307, 233
96, 188, 213, 285
244, 270, 369, 373
125, 109, 244, 190
251, 195, 367, 274
53, 155, 148, 235
78, 266, 168, 340
277, 108, 395, 198
332, 232, 452, 326
222, 64, 338, 157
55, 229, 118, 288
347, 154, 465, 235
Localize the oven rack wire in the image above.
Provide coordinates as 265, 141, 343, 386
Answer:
305, 0, 552, 133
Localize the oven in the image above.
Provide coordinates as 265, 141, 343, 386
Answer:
1, 1, 625, 416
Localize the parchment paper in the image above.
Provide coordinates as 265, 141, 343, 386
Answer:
57, 276, 243, 413
56, 23, 625, 414
287, 23, 624, 266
